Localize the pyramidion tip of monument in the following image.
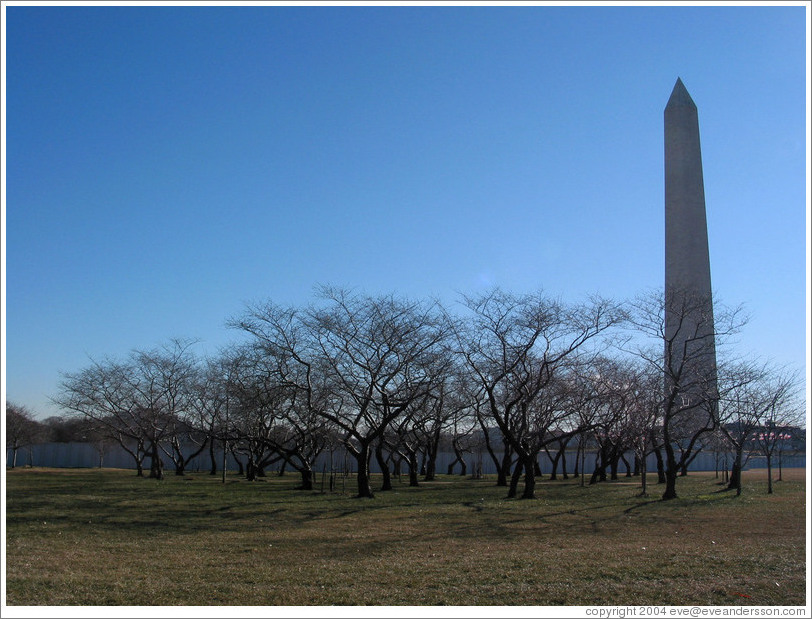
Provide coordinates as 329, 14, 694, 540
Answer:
666, 77, 696, 110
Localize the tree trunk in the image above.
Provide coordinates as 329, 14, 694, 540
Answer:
663, 467, 678, 500
622, 454, 633, 477
590, 446, 608, 484
174, 442, 186, 476
521, 457, 536, 499
424, 451, 436, 481
507, 458, 523, 498
479, 423, 502, 483
448, 440, 467, 476
560, 446, 568, 480
424, 433, 440, 481
679, 448, 701, 476
209, 439, 218, 476
298, 468, 313, 491
727, 446, 743, 496
778, 449, 783, 481
589, 448, 601, 485
546, 447, 561, 481
149, 443, 164, 480
654, 447, 666, 483
356, 444, 374, 499
375, 441, 392, 491
662, 445, 678, 500
639, 452, 648, 496
408, 449, 420, 487
497, 443, 512, 487
766, 453, 773, 494
580, 437, 587, 487
246, 456, 257, 481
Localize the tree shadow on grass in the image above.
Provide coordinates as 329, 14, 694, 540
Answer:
622, 499, 661, 515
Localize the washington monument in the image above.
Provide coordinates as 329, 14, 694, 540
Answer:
663, 78, 718, 420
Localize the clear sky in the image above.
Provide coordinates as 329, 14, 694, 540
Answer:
2, 2, 809, 420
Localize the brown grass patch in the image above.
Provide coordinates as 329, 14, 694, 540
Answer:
4, 467, 807, 606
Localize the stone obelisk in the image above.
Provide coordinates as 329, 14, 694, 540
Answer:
664, 77, 718, 414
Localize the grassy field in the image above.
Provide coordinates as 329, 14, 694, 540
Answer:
4, 467, 807, 607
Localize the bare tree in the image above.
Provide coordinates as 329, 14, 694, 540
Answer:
55, 358, 150, 475
231, 304, 345, 490
622, 364, 662, 496
6, 403, 43, 468
747, 369, 803, 494
444, 405, 478, 477
223, 352, 287, 482
475, 403, 514, 487
306, 287, 450, 498
579, 358, 663, 494
456, 289, 623, 499
573, 356, 638, 485
192, 348, 261, 482
715, 359, 782, 495
130, 339, 200, 478
188, 354, 232, 477
385, 392, 434, 488
419, 366, 471, 482
54, 339, 199, 479
628, 288, 746, 500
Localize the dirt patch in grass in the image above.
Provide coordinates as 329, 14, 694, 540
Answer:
4, 467, 807, 606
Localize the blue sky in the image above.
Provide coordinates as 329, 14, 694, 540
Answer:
2, 3, 809, 419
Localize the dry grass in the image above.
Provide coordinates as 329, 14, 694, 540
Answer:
4, 467, 807, 607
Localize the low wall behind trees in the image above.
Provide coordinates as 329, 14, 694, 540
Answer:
7, 442, 806, 475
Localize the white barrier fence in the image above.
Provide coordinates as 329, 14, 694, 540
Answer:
6, 442, 805, 475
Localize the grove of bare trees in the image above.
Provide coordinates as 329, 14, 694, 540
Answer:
32, 286, 804, 502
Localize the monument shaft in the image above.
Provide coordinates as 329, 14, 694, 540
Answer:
664, 78, 718, 407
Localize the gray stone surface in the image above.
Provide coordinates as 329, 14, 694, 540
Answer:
665, 78, 713, 297
664, 78, 718, 403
